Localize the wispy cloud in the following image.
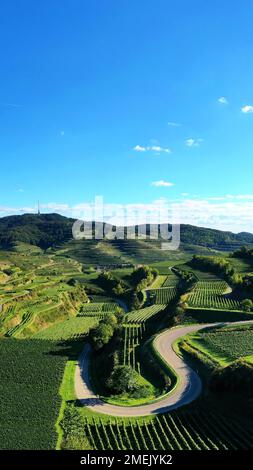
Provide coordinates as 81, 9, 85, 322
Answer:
174, 197, 253, 233
185, 138, 203, 147
1, 194, 253, 232
168, 121, 181, 127
151, 180, 174, 187
241, 105, 253, 114
218, 96, 228, 105
133, 144, 171, 154
151, 145, 171, 153
0, 102, 23, 108
41, 203, 70, 211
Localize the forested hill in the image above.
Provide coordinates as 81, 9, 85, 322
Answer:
0, 213, 252, 250
0, 213, 74, 249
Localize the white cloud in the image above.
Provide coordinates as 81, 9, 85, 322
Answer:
174, 198, 253, 233
218, 96, 228, 104
41, 203, 70, 211
185, 138, 203, 147
181, 192, 189, 197
133, 144, 171, 154
133, 144, 146, 152
168, 121, 181, 127
151, 180, 174, 187
241, 105, 253, 114
150, 145, 171, 153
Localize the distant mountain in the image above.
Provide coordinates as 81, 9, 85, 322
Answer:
179, 224, 253, 249
0, 213, 252, 250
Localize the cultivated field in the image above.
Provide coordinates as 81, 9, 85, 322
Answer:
187, 281, 241, 310
0, 339, 71, 449
148, 287, 178, 304
125, 305, 167, 324
123, 325, 144, 370
61, 404, 253, 450
1, 241, 253, 451
188, 323, 253, 364
34, 317, 98, 341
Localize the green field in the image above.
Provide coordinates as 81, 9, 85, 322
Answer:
162, 276, 179, 287
78, 302, 119, 314
61, 402, 253, 450
0, 338, 72, 449
125, 305, 167, 323
34, 317, 98, 341
187, 323, 253, 364
148, 287, 178, 304
187, 280, 241, 310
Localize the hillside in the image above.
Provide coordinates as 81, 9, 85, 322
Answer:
0, 213, 74, 249
0, 213, 252, 251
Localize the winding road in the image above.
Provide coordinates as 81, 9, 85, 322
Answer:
75, 321, 250, 417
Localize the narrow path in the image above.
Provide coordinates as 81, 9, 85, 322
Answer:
75, 320, 253, 417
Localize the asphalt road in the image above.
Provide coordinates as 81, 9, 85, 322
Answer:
75, 320, 253, 417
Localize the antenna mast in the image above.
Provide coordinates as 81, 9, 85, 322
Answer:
38, 200, 40, 215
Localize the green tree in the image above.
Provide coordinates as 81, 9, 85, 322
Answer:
89, 322, 114, 350
103, 313, 118, 327
107, 365, 139, 394
112, 283, 125, 296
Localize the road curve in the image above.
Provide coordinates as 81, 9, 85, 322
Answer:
74, 320, 253, 417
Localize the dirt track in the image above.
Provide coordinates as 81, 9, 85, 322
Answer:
74, 320, 253, 417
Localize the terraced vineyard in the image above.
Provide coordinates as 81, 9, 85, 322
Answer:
34, 317, 98, 340
70, 407, 253, 450
1, 235, 253, 452
5, 301, 62, 337
125, 305, 167, 324
162, 277, 179, 287
191, 281, 228, 293
149, 275, 167, 288
123, 324, 145, 370
187, 281, 241, 310
188, 292, 241, 310
148, 287, 178, 304
193, 323, 253, 362
78, 302, 119, 317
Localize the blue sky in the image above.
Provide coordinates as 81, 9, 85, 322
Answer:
1, 0, 253, 232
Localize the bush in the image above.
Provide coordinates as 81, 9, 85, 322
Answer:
130, 265, 158, 287
130, 385, 151, 398
97, 271, 126, 295
241, 299, 253, 312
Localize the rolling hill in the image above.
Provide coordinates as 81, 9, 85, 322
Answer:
0, 213, 252, 252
